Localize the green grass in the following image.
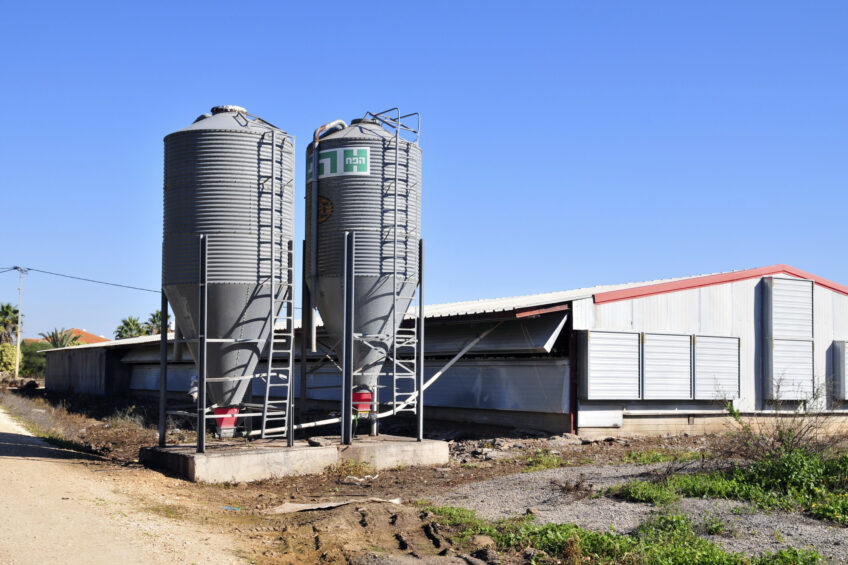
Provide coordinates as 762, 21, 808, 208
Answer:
145, 502, 187, 520
420, 503, 821, 564
620, 449, 706, 465
699, 513, 737, 537
609, 449, 848, 525
524, 449, 564, 472
611, 479, 682, 506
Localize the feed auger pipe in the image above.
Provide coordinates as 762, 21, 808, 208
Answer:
308, 119, 347, 352
246, 320, 505, 436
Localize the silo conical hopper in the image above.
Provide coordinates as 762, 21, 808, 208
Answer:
163, 106, 294, 430
305, 117, 422, 408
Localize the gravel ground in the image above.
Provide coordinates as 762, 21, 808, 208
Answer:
431, 463, 848, 563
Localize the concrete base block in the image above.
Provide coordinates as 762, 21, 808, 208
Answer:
337, 435, 450, 470
140, 435, 449, 483
140, 442, 338, 483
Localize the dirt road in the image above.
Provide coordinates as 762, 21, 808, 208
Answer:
0, 407, 244, 565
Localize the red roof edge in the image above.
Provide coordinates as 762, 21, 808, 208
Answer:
593, 264, 848, 305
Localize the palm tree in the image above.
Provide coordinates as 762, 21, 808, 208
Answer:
114, 316, 146, 339
145, 310, 163, 335
0, 303, 19, 345
39, 328, 82, 348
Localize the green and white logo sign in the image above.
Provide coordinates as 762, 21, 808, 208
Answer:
307, 147, 370, 180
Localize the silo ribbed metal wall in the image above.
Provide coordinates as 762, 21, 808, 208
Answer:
305, 131, 421, 278
163, 130, 294, 284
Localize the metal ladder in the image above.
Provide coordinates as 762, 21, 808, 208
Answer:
368, 109, 422, 416
256, 129, 295, 441
260, 252, 294, 440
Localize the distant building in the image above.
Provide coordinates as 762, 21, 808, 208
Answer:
25, 328, 110, 346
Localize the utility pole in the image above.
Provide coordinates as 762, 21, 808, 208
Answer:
13, 267, 27, 380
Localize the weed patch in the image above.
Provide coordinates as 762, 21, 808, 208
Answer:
621, 449, 706, 465
329, 458, 377, 480
524, 449, 563, 472
610, 479, 681, 506
421, 504, 821, 564
146, 502, 188, 521
610, 448, 848, 524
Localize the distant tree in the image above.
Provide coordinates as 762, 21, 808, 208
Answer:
39, 328, 82, 348
0, 303, 19, 345
0, 343, 15, 374
114, 316, 146, 339
21, 340, 51, 377
145, 310, 163, 335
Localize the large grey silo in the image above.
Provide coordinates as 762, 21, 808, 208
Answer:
305, 118, 422, 396
163, 106, 294, 407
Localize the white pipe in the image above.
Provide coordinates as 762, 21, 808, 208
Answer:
247, 320, 506, 436
376, 321, 503, 418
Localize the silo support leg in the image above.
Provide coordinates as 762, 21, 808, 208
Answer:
197, 234, 208, 454
158, 292, 169, 448
298, 240, 310, 422
417, 238, 425, 442
341, 232, 355, 445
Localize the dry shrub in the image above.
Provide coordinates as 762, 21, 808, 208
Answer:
560, 537, 584, 565
715, 382, 848, 462
550, 473, 594, 500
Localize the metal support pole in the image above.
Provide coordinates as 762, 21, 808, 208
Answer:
369, 377, 378, 437
197, 235, 208, 454
158, 292, 169, 447
341, 232, 355, 445
309, 148, 319, 353
13, 267, 26, 380
298, 240, 310, 422
417, 239, 425, 442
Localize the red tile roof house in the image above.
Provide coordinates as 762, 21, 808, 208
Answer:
25, 328, 110, 346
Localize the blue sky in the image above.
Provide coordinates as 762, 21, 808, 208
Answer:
1, 1, 846, 339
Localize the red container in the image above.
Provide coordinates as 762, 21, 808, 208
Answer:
352, 391, 373, 414
213, 407, 239, 430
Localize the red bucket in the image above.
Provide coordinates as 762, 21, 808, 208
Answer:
352, 391, 372, 414
213, 407, 239, 430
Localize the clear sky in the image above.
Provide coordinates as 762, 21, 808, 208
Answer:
1, 1, 846, 339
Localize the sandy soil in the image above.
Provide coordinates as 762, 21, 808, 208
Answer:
0, 407, 245, 565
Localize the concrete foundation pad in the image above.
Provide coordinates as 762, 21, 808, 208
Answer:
140, 441, 338, 483
336, 435, 450, 470
140, 435, 449, 483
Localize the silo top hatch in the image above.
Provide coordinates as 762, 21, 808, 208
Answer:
165, 105, 284, 137
313, 117, 417, 144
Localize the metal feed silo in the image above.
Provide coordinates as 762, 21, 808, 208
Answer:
163, 105, 294, 414
305, 115, 422, 410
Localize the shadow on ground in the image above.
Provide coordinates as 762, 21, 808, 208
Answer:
0, 431, 101, 462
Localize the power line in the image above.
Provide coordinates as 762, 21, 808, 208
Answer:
3, 266, 306, 303
11, 267, 159, 293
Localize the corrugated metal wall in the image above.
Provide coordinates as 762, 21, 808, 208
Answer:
127, 358, 570, 415
574, 278, 758, 411
575, 275, 848, 420
44, 348, 106, 395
